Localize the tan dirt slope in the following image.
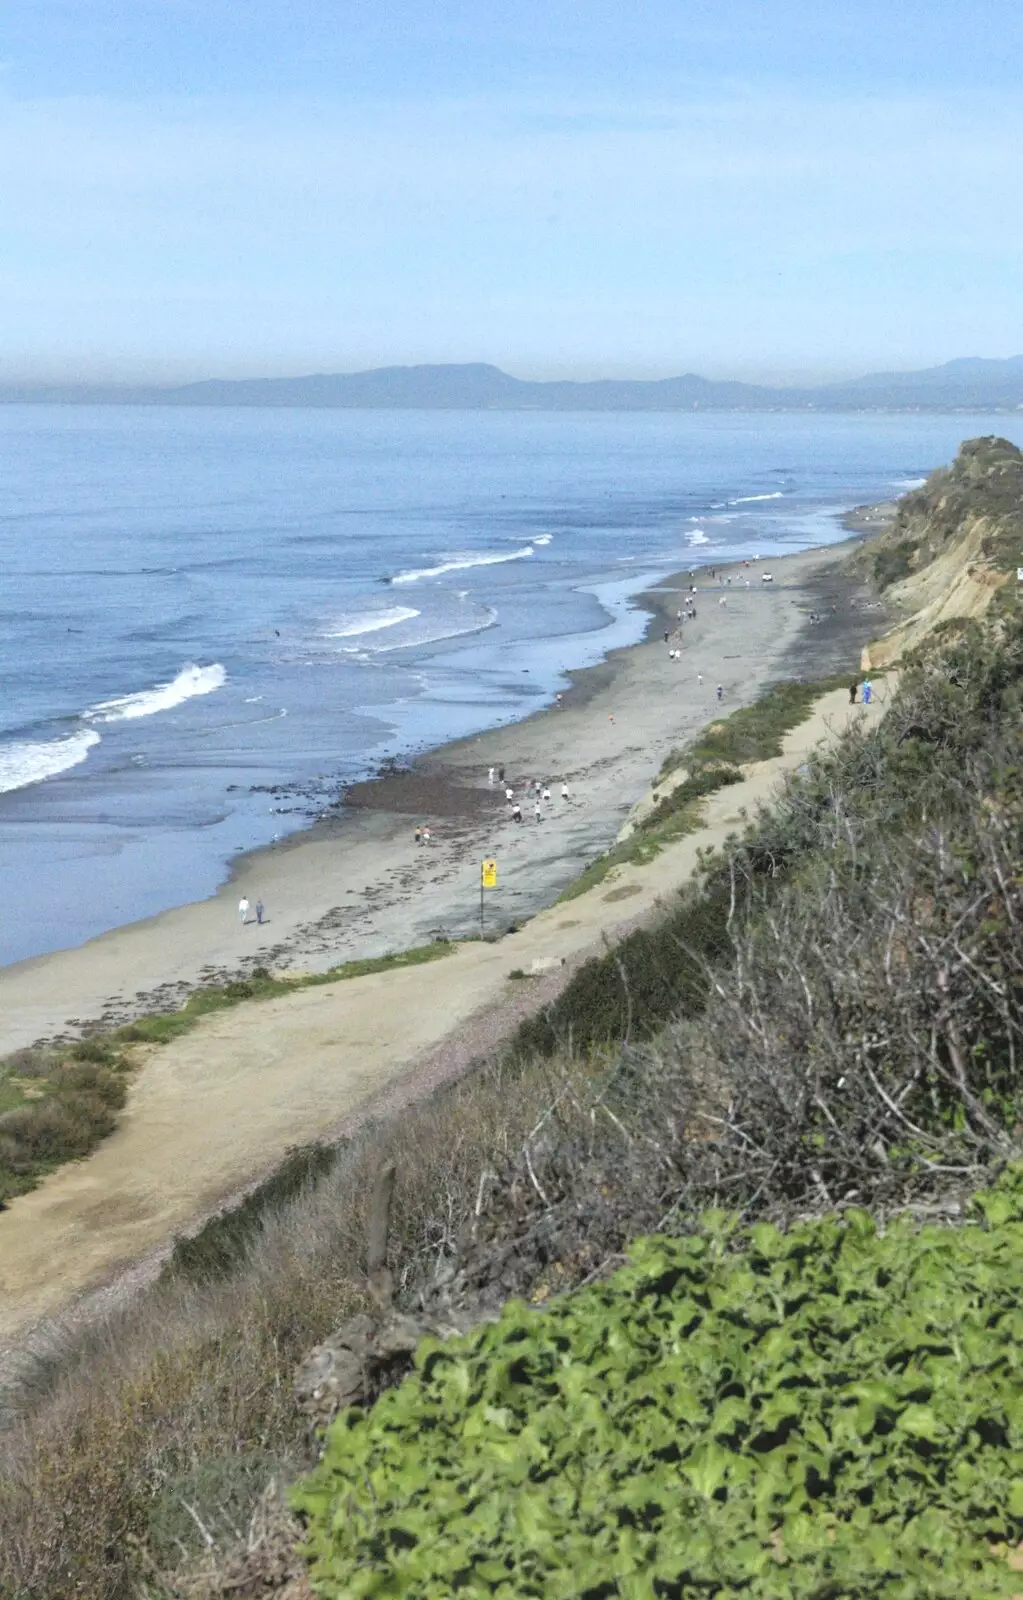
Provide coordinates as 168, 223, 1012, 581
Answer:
0, 685, 888, 1347
861, 434, 1022, 669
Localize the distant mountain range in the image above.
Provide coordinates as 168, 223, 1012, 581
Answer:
6, 356, 1023, 412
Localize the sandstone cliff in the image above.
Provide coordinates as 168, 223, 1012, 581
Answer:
861, 434, 1022, 668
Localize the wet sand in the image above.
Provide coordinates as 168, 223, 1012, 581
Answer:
0, 537, 877, 1056
0, 531, 897, 1351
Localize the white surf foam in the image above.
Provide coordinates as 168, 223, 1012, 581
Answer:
0, 728, 101, 794
326, 605, 420, 639
533, 533, 553, 546
372, 607, 499, 652
686, 528, 710, 546
85, 663, 227, 723
390, 546, 534, 584
730, 491, 785, 504
894, 476, 927, 490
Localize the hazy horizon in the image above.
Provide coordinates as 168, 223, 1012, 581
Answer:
7, 354, 1023, 394
3, 2, 1022, 382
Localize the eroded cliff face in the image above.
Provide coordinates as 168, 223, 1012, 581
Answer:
862, 435, 1023, 668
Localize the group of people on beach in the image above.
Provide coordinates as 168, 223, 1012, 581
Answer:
489, 764, 569, 824
849, 678, 874, 705
237, 896, 266, 925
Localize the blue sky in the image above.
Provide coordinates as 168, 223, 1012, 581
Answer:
3, 0, 1022, 383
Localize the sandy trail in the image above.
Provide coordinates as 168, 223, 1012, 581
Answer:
0, 679, 887, 1346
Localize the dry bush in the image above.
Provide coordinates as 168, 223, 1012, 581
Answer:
0, 1055, 599, 1600
658, 747, 1023, 1217
4, 615, 1023, 1599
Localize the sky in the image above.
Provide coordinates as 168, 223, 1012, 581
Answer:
2, 0, 1023, 384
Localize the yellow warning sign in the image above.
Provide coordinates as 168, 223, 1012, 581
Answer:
481, 858, 497, 888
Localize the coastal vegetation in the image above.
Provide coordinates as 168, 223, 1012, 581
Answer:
298, 1172, 1023, 1598
1, 440, 1021, 1599
4, 601, 1021, 1598
0, 941, 452, 1206
555, 760, 742, 902
658, 670, 855, 776
557, 671, 855, 905
863, 434, 1023, 599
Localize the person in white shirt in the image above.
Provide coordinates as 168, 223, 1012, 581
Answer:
238, 897, 249, 923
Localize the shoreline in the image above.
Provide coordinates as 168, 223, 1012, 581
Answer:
0, 530, 877, 1057
0, 528, 893, 1351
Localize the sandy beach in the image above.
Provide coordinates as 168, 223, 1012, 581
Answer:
0, 537, 876, 1057
0, 532, 891, 1351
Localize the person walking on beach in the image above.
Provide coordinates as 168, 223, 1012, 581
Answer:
414, 825, 422, 846
849, 679, 859, 705
534, 799, 542, 822
716, 684, 723, 702
542, 785, 551, 802
512, 801, 522, 823
498, 765, 506, 783
862, 679, 873, 705
561, 781, 570, 801
505, 785, 514, 803
488, 766, 495, 786
238, 896, 249, 924
255, 899, 265, 925
422, 826, 432, 846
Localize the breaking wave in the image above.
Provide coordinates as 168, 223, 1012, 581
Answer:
371, 608, 498, 651
390, 546, 534, 584
0, 728, 101, 795
326, 606, 420, 639
85, 663, 227, 723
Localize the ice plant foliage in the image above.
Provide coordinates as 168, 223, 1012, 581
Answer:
295, 1168, 1023, 1598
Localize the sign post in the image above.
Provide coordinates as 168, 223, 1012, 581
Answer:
480, 858, 497, 932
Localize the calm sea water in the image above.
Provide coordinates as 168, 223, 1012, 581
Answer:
0, 406, 1019, 966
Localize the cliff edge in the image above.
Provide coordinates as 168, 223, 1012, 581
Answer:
860, 434, 1023, 668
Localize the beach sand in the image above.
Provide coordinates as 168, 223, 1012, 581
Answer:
0, 538, 874, 1056
0, 535, 887, 1350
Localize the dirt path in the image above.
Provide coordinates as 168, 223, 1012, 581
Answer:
0, 541, 873, 1057
0, 685, 888, 1347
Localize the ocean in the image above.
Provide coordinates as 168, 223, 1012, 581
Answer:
1, 405, 1019, 967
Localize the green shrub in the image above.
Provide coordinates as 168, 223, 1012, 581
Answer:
659, 674, 852, 780
165, 1142, 344, 1284
641, 762, 742, 831
68, 1035, 116, 1063
295, 1166, 1023, 1598
872, 537, 919, 589
515, 879, 734, 1058
0, 1098, 108, 1168
57, 1062, 128, 1107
